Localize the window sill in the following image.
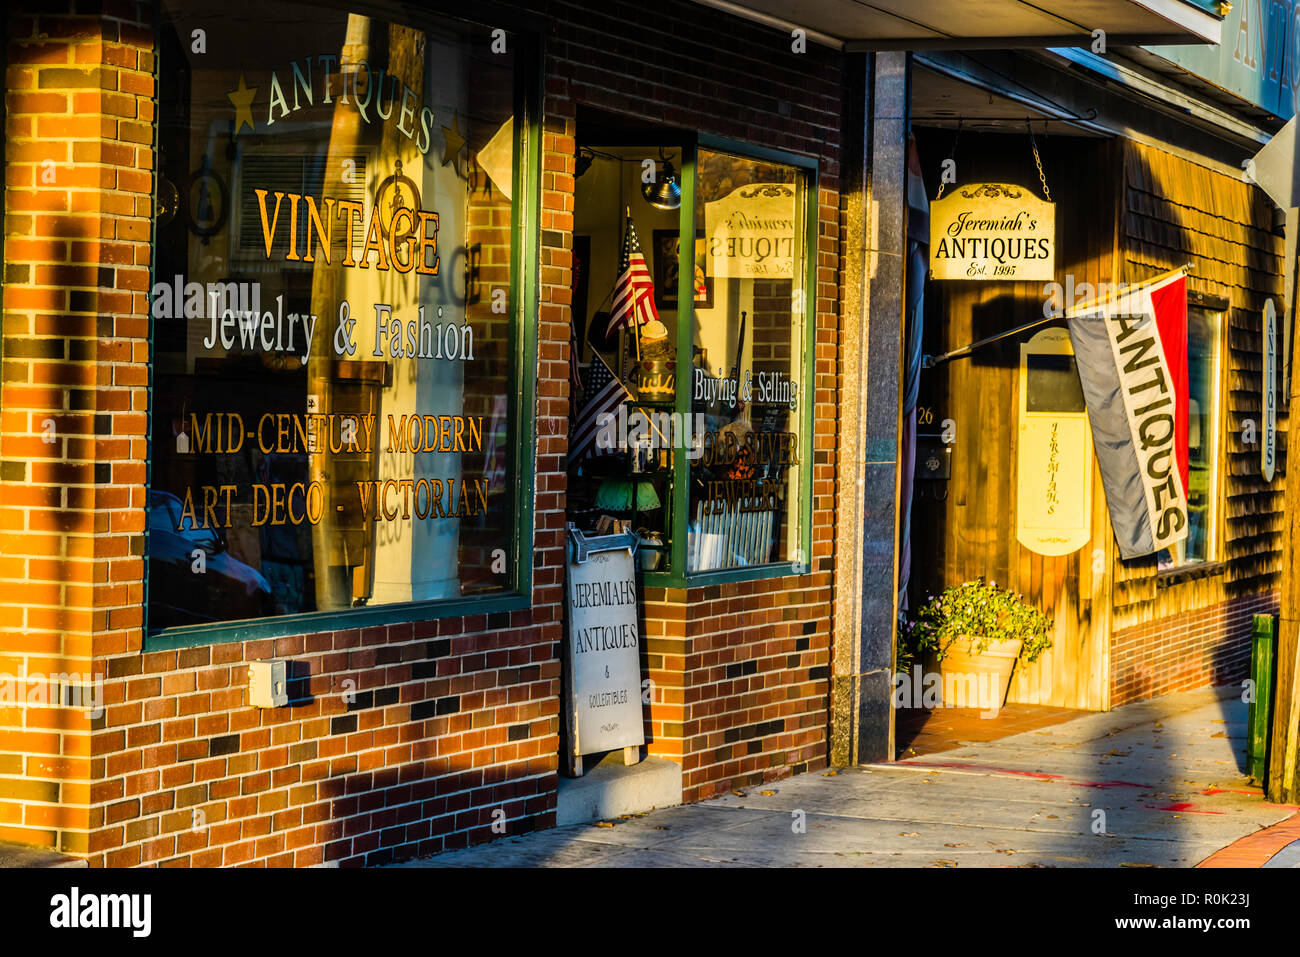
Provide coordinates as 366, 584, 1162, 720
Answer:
143, 590, 531, 651
1156, 560, 1224, 588
643, 561, 805, 590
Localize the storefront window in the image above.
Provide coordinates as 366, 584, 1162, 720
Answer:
688, 150, 809, 572
1161, 306, 1222, 568
148, 0, 529, 632
566, 141, 812, 582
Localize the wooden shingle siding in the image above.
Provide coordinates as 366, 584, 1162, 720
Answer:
1114, 141, 1286, 634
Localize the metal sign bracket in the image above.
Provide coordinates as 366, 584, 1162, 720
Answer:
566, 522, 639, 565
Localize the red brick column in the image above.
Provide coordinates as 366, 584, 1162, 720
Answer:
1, 2, 154, 855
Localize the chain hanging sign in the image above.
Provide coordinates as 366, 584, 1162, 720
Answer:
929, 183, 1056, 281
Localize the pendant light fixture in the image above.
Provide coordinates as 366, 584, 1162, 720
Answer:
642, 148, 681, 210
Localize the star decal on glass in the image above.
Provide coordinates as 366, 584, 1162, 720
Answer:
441, 112, 468, 175
227, 74, 257, 136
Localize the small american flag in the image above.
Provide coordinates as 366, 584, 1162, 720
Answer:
605, 215, 660, 337
571, 352, 630, 462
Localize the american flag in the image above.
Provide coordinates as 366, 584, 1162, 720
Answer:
605, 215, 660, 337
570, 352, 630, 461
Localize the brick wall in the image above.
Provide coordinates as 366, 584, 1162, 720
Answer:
643, 579, 832, 802
1, 0, 844, 865
93, 614, 561, 867
1110, 591, 1277, 708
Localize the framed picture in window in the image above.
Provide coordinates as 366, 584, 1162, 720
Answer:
653, 229, 713, 310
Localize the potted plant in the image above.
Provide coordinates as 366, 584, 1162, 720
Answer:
903, 579, 1053, 709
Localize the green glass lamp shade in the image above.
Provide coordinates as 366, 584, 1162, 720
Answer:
594, 478, 661, 511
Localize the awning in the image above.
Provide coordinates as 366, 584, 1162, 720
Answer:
692, 0, 1223, 50
1249, 116, 1298, 210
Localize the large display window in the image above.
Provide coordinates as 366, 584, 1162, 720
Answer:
687, 148, 810, 572
567, 135, 816, 585
147, 0, 538, 641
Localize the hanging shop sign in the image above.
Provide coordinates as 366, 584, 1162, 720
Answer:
1017, 328, 1092, 556
563, 525, 646, 775
705, 183, 796, 279
929, 183, 1055, 281
1263, 298, 1278, 483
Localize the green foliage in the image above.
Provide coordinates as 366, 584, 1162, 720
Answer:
903, 579, 1053, 665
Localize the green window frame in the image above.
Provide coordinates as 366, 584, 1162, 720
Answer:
645, 134, 819, 589
142, 6, 544, 650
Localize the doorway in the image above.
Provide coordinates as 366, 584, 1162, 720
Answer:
554, 121, 686, 820
898, 68, 1113, 757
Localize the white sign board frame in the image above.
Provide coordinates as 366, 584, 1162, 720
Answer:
563, 524, 646, 776
705, 183, 797, 279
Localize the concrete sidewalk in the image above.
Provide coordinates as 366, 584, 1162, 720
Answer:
396, 685, 1300, 868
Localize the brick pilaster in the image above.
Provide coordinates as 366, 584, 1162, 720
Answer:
1, 1, 154, 855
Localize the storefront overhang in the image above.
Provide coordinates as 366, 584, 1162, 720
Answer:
692, 0, 1223, 51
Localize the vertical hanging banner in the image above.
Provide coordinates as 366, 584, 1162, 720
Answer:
1263, 298, 1278, 483
1065, 268, 1189, 559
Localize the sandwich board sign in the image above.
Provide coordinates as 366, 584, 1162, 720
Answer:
563, 523, 645, 776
